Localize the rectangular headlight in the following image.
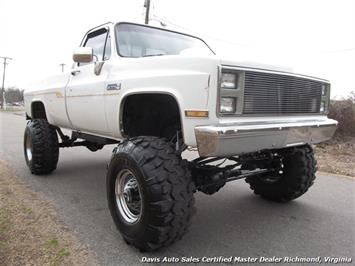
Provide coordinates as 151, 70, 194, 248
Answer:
220, 97, 236, 113
221, 73, 237, 89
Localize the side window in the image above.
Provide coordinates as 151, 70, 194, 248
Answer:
80, 28, 110, 65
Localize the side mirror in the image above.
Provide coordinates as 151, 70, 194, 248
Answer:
73, 47, 93, 63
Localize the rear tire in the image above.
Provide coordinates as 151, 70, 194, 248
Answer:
24, 119, 59, 175
107, 136, 195, 251
245, 145, 317, 202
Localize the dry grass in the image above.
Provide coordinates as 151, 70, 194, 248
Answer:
0, 106, 24, 112
0, 160, 98, 266
315, 137, 355, 177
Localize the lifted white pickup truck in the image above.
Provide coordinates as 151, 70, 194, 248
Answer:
23, 21, 337, 251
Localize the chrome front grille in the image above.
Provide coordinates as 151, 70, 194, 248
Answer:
243, 71, 323, 114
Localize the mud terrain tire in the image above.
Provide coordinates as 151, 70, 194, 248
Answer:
246, 145, 317, 202
107, 136, 195, 251
24, 119, 59, 175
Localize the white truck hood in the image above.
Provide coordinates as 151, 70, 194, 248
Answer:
221, 58, 293, 73
219, 58, 329, 82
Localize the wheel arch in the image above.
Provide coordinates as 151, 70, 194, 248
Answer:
119, 91, 185, 142
29, 100, 49, 121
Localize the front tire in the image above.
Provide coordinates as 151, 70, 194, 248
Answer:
24, 119, 59, 175
245, 145, 317, 202
107, 136, 195, 251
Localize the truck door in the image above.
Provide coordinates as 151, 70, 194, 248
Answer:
66, 27, 111, 135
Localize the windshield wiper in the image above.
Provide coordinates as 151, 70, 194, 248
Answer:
142, 53, 165, 57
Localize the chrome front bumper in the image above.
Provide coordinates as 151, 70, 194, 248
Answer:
195, 118, 337, 157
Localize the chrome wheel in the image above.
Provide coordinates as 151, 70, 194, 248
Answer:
115, 169, 142, 224
25, 133, 33, 162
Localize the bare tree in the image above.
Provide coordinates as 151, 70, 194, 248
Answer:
5, 87, 24, 103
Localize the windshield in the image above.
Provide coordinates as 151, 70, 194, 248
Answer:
115, 23, 214, 58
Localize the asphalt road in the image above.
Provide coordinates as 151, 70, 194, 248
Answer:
0, 111, 354, 266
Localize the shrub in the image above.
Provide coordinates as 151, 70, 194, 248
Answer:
328, 92, 355, 137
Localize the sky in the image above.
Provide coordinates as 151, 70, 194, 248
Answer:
0, 0, 354, 98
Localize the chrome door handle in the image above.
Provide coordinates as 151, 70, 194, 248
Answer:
71, 70, 81, 76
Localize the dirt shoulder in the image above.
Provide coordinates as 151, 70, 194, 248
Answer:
0, 160, 98, 266
314, 137, 355, 177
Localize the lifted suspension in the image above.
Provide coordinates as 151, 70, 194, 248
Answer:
190, 151, 282, 195
56, 128, 118, 151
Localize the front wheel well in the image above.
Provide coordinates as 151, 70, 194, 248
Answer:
121, 93, 183, 142
31, 101, 47, 120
